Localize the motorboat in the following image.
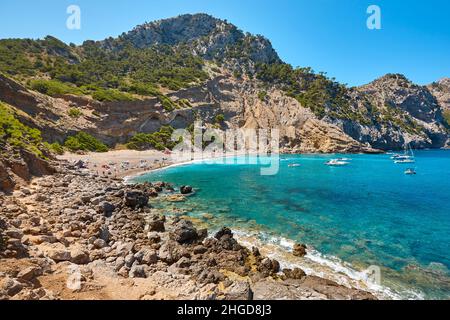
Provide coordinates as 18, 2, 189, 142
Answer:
391, 154, 413, 160
326, 159, 349, 166
404, 168, 417, 175
395, 158, 416, 164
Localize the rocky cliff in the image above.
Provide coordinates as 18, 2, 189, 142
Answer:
333, 74, 449, 150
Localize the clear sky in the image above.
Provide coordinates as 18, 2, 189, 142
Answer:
0, 0, 449, 86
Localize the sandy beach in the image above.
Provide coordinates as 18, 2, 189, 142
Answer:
58, 150, 175, 179
57, 149, 264, 180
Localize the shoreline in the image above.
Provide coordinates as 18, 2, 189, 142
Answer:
59, 150, 280, 182
231, 228, 416, 300
153, 205, 406, 300
58, 148, 447, 182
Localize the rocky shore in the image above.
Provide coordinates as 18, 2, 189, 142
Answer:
0, 161, 377, 300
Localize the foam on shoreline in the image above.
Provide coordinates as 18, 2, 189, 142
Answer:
229, 228, 425, 300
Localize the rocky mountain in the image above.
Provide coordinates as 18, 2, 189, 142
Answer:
0, 13, 449, 160
337, 74, 449, 149
428, 78, 450, 111
100, 14, 281, 74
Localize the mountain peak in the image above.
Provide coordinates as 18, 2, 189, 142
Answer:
98, 13, 280, 73
123, 13, 225, 47
377, 73, 410, 83
359, 73, 413, 90
434, 77, 450, 86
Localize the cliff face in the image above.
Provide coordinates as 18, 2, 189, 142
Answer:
0, 73, 376, 153
1, 69, 448, 154
0, 151, 55, 193
330, 74, 449, 150
0, 74, 96, 143
168, 76, 374, 153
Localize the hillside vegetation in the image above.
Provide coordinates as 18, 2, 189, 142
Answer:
0, 36, 207, 103
0, 102, 48, 158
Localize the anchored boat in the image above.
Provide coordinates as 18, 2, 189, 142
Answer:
326, 159, 349, 166
394, 143, 415, 164
405, 168, 417, 175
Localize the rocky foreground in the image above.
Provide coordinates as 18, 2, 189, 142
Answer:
0, 162, 376, 300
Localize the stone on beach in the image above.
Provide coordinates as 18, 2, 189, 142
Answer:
166, 194, 186, 202
70, 248, 90, 265
147, 232, 161, 244
283, 268, 306, 280
180, 186, 193, 195
169, 219, 200, 244
147, 215, 165, 232
124, 190, 149, 208
258, 258, 281, 276
17, 266, 42, 282
98, 201, 115, 217
293, 243, 307, 257
1, 277, 23, 297
46, 248, 71, 262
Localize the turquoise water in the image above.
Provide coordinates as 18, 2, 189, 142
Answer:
134, 150, 450, 299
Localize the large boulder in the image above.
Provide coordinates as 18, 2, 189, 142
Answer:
293, 243, 307, 257
158, 240, 190, 264
214, 227, 233, 240
222, 281, 253, 300
129, 265, 147, 278
257, 258, 280, 276
17, 266, 43, 282
124, 190, 148, 208
214, 227, 240, 250
169, 220, 199, 244
139, 249, 158, 265
197, 269, 225, 284
46, 248, 71, 262
283, 268, 306, 280
70, 248, 90, 265
1, 277, 23, 297
147, 215, 165, 232
97, 201, 115, 217
180, 185, 193, 195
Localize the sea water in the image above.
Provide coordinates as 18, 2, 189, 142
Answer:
133, 150, 450, 299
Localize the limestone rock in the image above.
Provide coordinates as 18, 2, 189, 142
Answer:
293, 243, 307, 257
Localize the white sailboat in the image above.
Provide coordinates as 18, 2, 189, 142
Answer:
394, 143, 415, 164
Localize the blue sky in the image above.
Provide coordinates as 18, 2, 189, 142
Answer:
0, 0, 449, 86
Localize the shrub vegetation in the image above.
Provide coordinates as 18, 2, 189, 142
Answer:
126, 126, 179, 151
68, 108, 83, 118
0, 102, 47, 158
64, 132, 108, 152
